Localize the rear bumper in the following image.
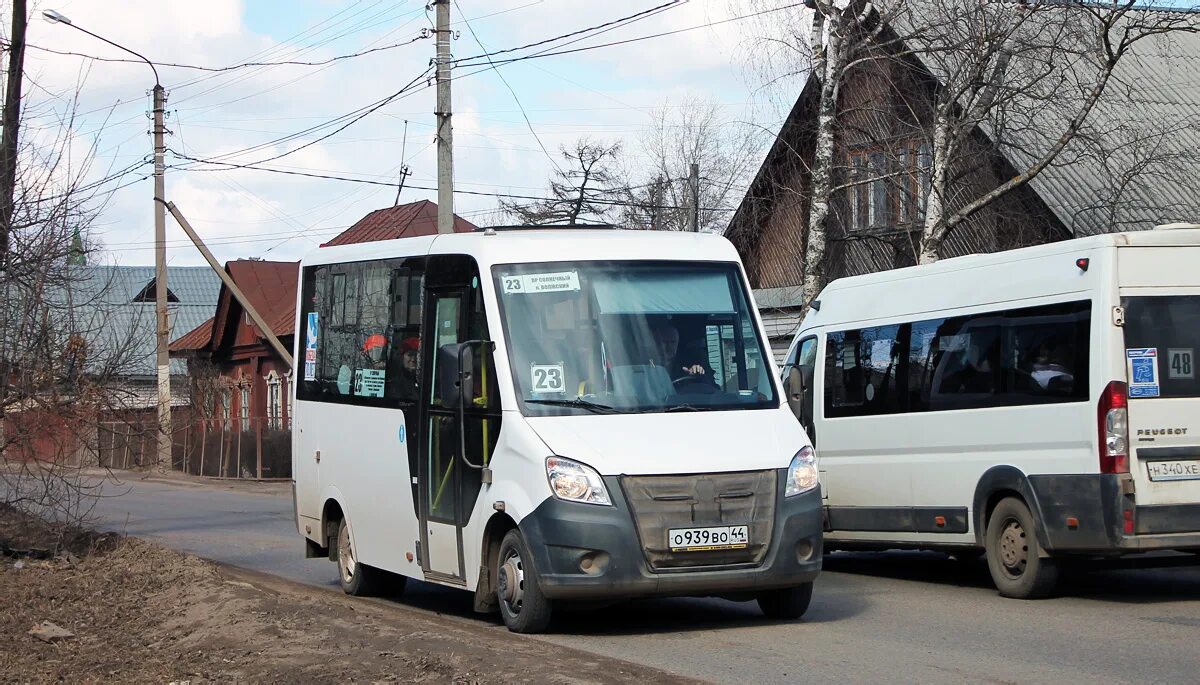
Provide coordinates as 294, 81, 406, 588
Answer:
1028, 474, 1200, 554
518, 474, 823, 601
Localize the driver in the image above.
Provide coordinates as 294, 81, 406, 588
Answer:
650, 320, 710, 382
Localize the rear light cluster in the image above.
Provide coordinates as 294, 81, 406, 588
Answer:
1098, 381, 1129, 474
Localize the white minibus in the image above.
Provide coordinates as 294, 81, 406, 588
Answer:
781, 226, 1200, 599
292, 227, 822, 633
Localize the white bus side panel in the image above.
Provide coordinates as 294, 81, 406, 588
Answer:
298, 401, 423, 579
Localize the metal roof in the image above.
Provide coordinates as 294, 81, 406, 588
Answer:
41, 265, 221, 378
324, 200, 478, 246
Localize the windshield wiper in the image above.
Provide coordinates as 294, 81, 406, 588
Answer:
662, 403, 705, 412
525, 398, 621, 414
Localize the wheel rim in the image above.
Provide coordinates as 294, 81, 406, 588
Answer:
337, 523, 356, 584
497, 546, 526, 616
997, 517, 1029, 578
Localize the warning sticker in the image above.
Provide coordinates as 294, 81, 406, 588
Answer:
354, 368, 386, 398
1127, 348, 1160, 398
501, 271, 580, 295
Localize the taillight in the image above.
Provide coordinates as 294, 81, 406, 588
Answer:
1098, 381, 1129, 474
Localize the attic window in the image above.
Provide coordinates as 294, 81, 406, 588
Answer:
132, 278, 180, 303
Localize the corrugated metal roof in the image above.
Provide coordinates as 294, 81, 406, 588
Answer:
172, 260, 297, 355
1017, 24, 1200, 235
325, 200, 478, 246
38, 266, 221, 377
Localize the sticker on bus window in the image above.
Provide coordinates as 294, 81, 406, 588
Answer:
530, 364, 565, 393
1168, 348, 1195, 380
1127, 348, 1160, 398
304, 312, 319, 381
354, 368, 386, 398
502, 271, 580, 295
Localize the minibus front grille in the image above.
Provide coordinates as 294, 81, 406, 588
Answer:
620, 470, 776, 571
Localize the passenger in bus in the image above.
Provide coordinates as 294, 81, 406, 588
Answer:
388, 336, 421, 402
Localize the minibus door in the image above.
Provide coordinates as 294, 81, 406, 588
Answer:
419, 273, 501, 581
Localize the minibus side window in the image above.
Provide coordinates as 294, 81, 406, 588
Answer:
825, 325, 904, 418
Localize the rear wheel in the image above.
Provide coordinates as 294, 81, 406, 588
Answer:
496, 529, 553, 634
336, 518, 386, 597
757, 582, 814, 620
985, 497, 1059, 599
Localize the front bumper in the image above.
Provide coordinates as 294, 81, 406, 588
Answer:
517, 471, 823, 601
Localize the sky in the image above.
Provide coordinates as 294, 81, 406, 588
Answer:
13, 0, 806, 268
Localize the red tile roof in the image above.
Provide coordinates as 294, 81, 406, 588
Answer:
225, 260, 299, 338
169, 316, 213, 353
324, 199, 478, 246
169, 260, 298, 354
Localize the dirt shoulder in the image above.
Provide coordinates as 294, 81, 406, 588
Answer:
0, 506, 696, 684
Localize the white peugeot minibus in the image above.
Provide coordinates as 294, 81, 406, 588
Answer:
292, 228, 822, 632
781, 225, 1200, 599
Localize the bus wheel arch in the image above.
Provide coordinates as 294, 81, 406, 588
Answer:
973, 466, 1050, 551
473, 512, 518, 613
321, 498, 345, 561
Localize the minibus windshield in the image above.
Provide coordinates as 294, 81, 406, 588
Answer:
1122, 295, 1200, 398
493, 261, 778, 415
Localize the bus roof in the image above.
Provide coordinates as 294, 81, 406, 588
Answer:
299, 228, 742, 269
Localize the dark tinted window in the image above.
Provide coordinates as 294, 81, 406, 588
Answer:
824, 300, 1090, 417
825, 324, 904, 418
1122, 295, 1200, 399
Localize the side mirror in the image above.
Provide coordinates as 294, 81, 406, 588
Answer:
784, 365, 804, 418
438, 342, 475, 410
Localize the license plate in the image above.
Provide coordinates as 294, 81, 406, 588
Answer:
1146, 459, 1200, 482
667, 525, 749, 552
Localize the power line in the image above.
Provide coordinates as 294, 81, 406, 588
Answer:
13, 32, 431, 74
167, 151, 734, 211
450, 0, 683, 65
453, 0, 562, 173
453, 3, 803, 70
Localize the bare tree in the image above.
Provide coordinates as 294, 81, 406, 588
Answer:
617, 96, 760, 233
1, 4, 153, 534
501, 138, 622, 225
911, 1, 1200, 262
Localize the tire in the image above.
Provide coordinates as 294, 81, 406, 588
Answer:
984, 497, 1059, 599
496, 529, 553, 634
336, 517, 385, 597
757, 582, 814, 620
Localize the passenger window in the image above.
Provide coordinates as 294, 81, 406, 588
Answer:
297, 258, 426, 406
825, 325, 903, 418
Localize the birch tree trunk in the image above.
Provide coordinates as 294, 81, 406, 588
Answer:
801, 10, 841, 309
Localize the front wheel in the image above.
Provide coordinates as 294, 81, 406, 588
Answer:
496, 529, 553, 633
757, 583, 814, 620
984, 497, 1059, 599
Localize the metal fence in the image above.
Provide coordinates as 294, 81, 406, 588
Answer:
97, 417, 292, 480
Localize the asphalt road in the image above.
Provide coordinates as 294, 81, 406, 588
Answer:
82, 474, 1200, 684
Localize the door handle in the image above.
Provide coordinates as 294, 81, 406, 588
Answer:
314, 450, 321, 463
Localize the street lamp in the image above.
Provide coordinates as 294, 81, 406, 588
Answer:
44, 10, 172, 473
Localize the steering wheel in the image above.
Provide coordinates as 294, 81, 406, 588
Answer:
672, 373, 717, 393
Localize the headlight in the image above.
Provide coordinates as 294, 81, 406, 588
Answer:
545, 456, 612, 506
785, 445, 819, 497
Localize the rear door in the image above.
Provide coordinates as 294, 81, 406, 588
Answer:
1119, 247, 1200, 507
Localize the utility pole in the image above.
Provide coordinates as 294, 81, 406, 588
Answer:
41, 9, 172, 470
0, 0, 27, 267
434, 0, 455, 234
152, 84, 171, 473
689, 163, 700, 232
